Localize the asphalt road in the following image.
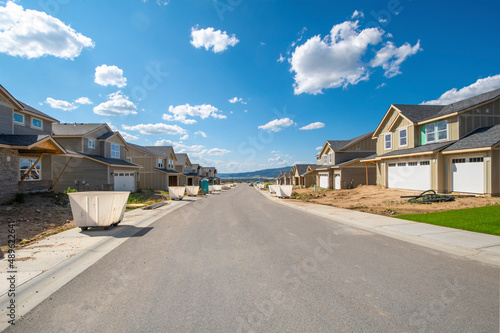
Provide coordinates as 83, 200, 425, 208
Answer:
6, 185, 499, 332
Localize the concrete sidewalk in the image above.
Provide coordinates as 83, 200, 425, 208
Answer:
0, 196, 204, 330
257, 188, 500, 267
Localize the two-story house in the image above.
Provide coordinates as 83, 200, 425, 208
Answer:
363, 88, 500, 195
201, 166, 220, 184
138, 145, 181, 188
52, 123, 141, 192
173, 153, 198, 186
126, 143, 181, 190
0, 84, 67, 203
311, 132, 376, 189
290, 164, 317, 188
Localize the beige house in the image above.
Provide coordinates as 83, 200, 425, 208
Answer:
174, 153, 199, 186
201, 166, 220, 184
136, 145, 183, 188
313, 132, 377, 189
0, 84, 67, 203
290, 164, 316, 187
126, 143, 182, 190
363, 88, 500, 195
52, 124, 141, 192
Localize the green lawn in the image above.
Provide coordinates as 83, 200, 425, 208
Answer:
397, 205, 500, 236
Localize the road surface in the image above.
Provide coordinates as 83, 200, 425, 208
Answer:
6, 185, 499, 332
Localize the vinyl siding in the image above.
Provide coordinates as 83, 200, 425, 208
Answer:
14, 114, 52, 136
52, 156, 109, 192
126, 146, 168, 190
53, 137, 82, 153
0, 104, 13, 134
458, 99, 500, 137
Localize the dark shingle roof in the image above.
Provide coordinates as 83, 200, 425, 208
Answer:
144, 146, 174, 158
97, 132, 115, 140
394, 88, 500, 123
0, 134, 50, 146
444, 124, 500, 151
295, 164, 317, 176
83, 154, 141, 167
53, 123, 105, 136
326, 131, 374, 152
392, 105, 445, 123
376, 141, 455, 158
155, 168, 181, 174
18, 101, 59, 122
128, 143, 157, 156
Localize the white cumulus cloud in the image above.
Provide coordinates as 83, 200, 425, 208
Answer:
195, 131, 207, 138
229, 96, 247, 104
93, 91, 137, 116
299, 122, 325, 130
289, 19, 421, 94
74, 97, 92, 105
370, 41, 421, 78
351, 10, 364, 19
154, 140, 230, 158
0, 2, 94, 59
120, 131, 139, 141
421, 75, 500, 105
179, 134, 189, 141
163, 103, 226, 124
45, 97, 76, 111
122, 123, 186, 135
95, 65, 127, 88
190, 27, 239, 53
315, 146, 322, 151
206, 148, 231, 156
258, 118, 295, 132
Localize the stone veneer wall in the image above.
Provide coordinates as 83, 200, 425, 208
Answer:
0, 148, 19, 204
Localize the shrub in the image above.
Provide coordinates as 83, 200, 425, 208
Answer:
63, 187, 77, 194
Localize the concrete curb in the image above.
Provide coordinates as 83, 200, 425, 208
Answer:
0, 198, 198, 331
255, 187, 500, 267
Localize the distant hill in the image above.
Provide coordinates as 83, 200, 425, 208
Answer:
218, 166, 292, 180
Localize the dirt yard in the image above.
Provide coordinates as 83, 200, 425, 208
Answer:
0, 192, 74, 252
291, 185, 500, 216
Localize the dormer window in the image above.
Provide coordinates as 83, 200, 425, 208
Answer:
425, 120, 447, 144
384, 133, 392, 150
88, 140, 95, 149
31, 117, 43, 130
399, 128, 407, 147
158, 158, 164, 168
111, 144, 120, 158
13, 112, 24, 125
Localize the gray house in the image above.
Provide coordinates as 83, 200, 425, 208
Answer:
52, 123, 141, 192
0, 84, 66, 203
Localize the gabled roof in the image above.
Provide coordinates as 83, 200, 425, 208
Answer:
175, 153, 191, 166
18, 101, 59, 123
319, 132, 374, 156
144, 146, 177, 160
443, 124, 500, 152
0, 134, 66, 153
294, 164, 318, 176
155, 168, 181, 174
53, 123, 106, 136
128, 143, 158, 156
392, 105, 445, 123
97, 132, 116, 140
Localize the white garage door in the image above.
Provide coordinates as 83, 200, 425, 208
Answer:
114, 172, 135, 192
387, 161, 431, 191
335, 175, 341, 190
451, 157, 484, 194
319, 174, 329, 188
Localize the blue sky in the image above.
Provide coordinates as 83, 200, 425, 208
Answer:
1, 0, 499, 172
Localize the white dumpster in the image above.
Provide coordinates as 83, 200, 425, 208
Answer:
67, 191, 130, 230
269, 185, 278, 194
213, 185, 222, 192
222, 185, 229, 190
186, 186, 199, 196
277, 185, 293, 198
168, 186, 186, 200
209, 185, 213, 193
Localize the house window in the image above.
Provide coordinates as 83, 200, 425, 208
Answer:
384, 133, 392, 150
13, 112, 24, 124
323, 155, 327, 164
425, 120, 447, 144
420, 161, 430, 165
20, 158, 41, 181
31, 117, 43, 130
88, 140, 95, 149
329, 153, 332, 164
158, 158, 164, 168
470, 157, 483, 163
111, 144, 120, 158
408, 162, 418, 166
399, 128, 407, 147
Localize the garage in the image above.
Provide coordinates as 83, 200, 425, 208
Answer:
319, 174, 329, 188
114, 172, 136, 192
335, 175, 341, 189
387, 161, 431, 191
451, 157, 484, 194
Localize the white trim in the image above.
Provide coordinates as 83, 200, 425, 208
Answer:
31, 117, 43, 130
398, 127, 408, 148
13, 112, 24, 125
88, 139, 95, 149
111, 144, 120, 159
384, 133, 392, 150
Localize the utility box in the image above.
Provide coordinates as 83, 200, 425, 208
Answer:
201, 179, 209, 194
